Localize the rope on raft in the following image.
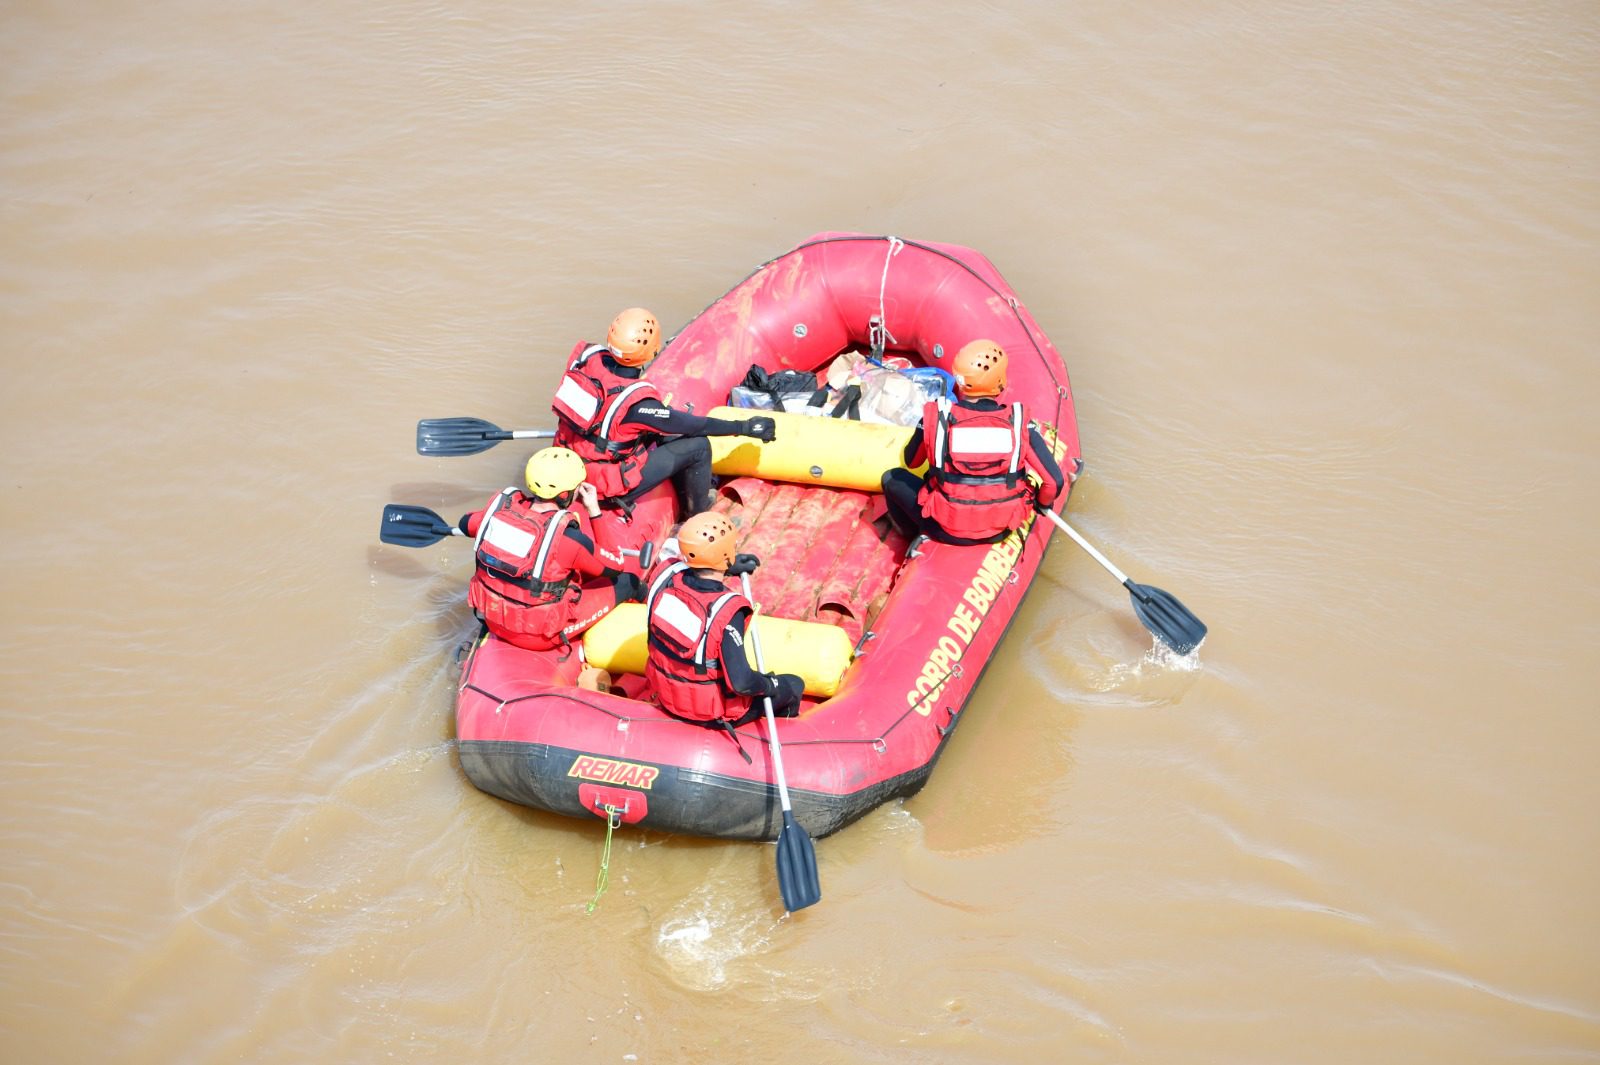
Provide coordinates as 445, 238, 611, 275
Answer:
586, 803, 625, 914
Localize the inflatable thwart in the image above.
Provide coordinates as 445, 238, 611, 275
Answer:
455, 233, 1081, 841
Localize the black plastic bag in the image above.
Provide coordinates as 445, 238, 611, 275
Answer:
741, 366, 823, 413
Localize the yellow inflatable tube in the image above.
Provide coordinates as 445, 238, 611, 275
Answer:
582, 602, 852, 697
707, 407, 915, 492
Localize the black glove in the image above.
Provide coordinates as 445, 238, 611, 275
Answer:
742, 416, 777, 443
614, 572, 644, 603
764, 673, 805, 716
727, 553, 760, 577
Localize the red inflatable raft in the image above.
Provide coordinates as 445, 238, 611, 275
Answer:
456, 233, 1082, 840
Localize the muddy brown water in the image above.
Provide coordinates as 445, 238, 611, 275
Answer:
2, 3, 1597, 1062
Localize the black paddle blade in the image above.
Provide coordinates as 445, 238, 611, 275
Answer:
380, 503, 455, 548
416, 417, 510, 456
775, 811, 821, 913
1125, 580, 1208, 655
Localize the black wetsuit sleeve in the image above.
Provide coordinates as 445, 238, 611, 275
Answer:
902, 424, 926, 466
622, 400, 744, 438
561, 523, 618, 580
718, 608, 769, 697
1026, 427, 1066, 505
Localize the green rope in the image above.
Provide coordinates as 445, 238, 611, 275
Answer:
586, 805, 623, 914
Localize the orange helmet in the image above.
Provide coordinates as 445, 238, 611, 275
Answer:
677, 511, 738, 572
606, 307, 661, 367
952, 339, 1007, 398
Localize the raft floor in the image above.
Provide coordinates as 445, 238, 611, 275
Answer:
602, 475, 909, 706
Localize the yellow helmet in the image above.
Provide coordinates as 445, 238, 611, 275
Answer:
677, 511, 738, 572
606, 307, 662, 367
524, 447, 587, 499
952, 339, 1007, 398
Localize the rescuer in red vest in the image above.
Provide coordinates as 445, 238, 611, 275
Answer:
643, 511, 805, 728
552, 308, 777, 514
880, 339, 1066, 546
458, 447, 645, 651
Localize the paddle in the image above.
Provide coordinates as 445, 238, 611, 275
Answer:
416, 417, 555, 456
1038, 506, 1208, 655
739, 573, 822, 913
379, 503, 654, 569
381, 503, 463, 547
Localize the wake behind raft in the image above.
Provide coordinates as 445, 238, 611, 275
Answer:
445, 233, 1086, 843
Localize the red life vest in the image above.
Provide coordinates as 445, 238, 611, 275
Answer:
916, 398, 1032, 539
643, 561, 752, 722
467, 490, 582, 644
551, 341, 660, 497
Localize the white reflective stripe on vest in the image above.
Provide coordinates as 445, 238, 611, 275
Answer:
646, 562, 688, 614
949, 425, 1018, 456
932, 397, 951, 467
694, 592, 741, 667
529, 511, 571, 576
554, 375, 600, 423
598, 381, 653, 439
479, 502, 569, 577
652, 592, 705, 647
472, 489, 517, 553
1008, 403, 1024, 473
482, 515, 537, 559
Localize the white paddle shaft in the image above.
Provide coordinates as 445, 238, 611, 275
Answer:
740, 574, 796, 815
1040, 507, 1130, 585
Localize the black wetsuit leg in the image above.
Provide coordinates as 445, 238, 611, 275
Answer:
729, 674, 804, 727
881, 467, 926, 538
623, 437, 715, 514
880, 467, 1009, 547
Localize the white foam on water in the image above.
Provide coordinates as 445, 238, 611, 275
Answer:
652, 888, 776, 993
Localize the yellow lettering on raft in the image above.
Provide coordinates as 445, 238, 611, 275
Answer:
567, 755, 660, 790
902, 508, 1043, 714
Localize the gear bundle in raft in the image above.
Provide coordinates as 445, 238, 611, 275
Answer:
454, 233, 1083, 841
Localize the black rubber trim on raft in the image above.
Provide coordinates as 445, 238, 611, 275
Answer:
459, 734, 946, 842
456, 534, 1052, 842
666, 234, 1071, 439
